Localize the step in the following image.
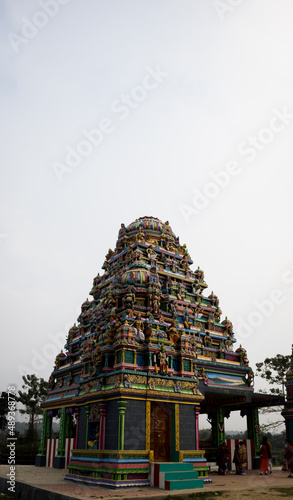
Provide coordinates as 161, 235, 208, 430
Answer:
164, 471, 199, 480
156, 462, 194, 472
151, 462, 198, 488
165, 478, 204, 491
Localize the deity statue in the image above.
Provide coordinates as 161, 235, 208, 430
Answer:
49, 374, 55, 390
54, 350, 66, 370
135, 226, 145, 243
225, 338, 233, 352
158, 344, 168, 374
148, 380, 156, 390
204, 332, 212, 347
247, 370, 254, 387
122, 287, 136, 309
133, 313, 145, 341
123, 375, 132, 388
236, 345, 249, 366
222, 316, 233, 336
119, 223, 126, 237
174, 381, 181, 393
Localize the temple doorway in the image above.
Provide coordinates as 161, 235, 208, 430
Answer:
150, 402, 171, 462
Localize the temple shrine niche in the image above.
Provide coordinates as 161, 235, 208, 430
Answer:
36, 216, 282, 488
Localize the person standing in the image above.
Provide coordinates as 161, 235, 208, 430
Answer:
259, 437, 270, 475
236, 441, 247, 476
285, 439, 293, 478
216, 441, 229, 475
233, 444, 240, 474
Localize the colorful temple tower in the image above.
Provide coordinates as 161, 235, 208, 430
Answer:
282, 345, 293, 441
36, 216, 266, 487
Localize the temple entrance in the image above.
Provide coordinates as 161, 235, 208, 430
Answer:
150, 402, 171, 461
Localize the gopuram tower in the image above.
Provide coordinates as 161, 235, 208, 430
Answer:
36, 216, 261, 488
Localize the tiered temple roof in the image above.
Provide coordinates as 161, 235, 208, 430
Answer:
44, 216, 254, 409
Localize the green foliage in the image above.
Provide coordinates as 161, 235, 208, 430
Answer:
255, 354, 291, 395
199, 428, 212, 440
226, 431, 248, 440
0, 391, 8, 431
16, 374, 48, 444
255, 354, 290, 432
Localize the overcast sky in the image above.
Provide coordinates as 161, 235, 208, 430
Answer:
1, 0, 293, 431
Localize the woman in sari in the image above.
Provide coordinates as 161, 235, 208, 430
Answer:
259, 436, 270, 475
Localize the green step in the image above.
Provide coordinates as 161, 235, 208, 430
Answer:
157, 463, 193, 472
164, 471, 199, 480
165, 478, 204, 490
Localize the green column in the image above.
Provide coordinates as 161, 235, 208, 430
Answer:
85, 406, 90, 449
38, 410, 48, 456
212, 406, 225, 448
39, 410, 48, 455
65, 412, 72, 438
118, 401, 127, 450
148, 352, 152, 366
54, 407, 66, 468
46, 413, 52, 440
247, 407, 260, 468
57, 407, 66, 456
35, 410, 48, 466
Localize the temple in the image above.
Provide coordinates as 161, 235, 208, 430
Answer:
36, 216, 282, 489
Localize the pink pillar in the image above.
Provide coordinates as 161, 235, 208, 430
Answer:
99, 403, 107, 450
195, 406, 200, 450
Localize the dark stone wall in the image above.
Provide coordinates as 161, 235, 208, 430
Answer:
105, 400, 119, 450
77, 399, 146, 451
124, 399, 146, 451
77, 406, 87, 449
179, 404, 196, 450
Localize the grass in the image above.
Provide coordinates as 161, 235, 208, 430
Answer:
270, 488, 293, 497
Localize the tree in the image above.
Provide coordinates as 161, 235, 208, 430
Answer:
0, 392, 9, 431
16, 375, 48, 448
255, 354, 291, 431
255, 354, 291, 396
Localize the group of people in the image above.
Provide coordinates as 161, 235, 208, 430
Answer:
217, 437, 273, 476
216, 440, 247, 475
216, 436, 293, 477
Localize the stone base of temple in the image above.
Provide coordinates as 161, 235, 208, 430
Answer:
66, 449, 151, 488
53, 456, 65, 469
64, 449, 211, 489
35, 454, 46, 467
65, 474, 151, 488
